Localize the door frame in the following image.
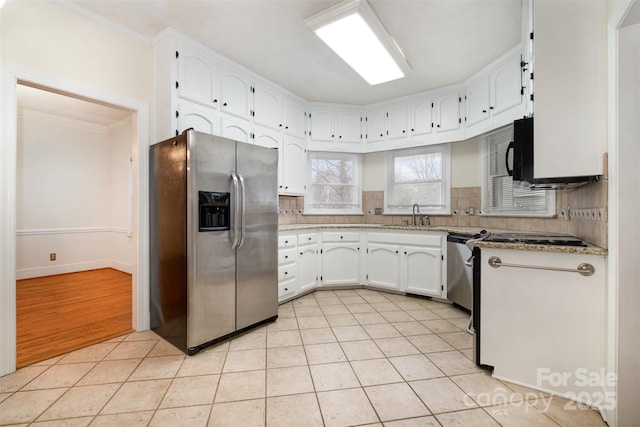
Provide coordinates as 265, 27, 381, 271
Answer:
0, 63, 150, 376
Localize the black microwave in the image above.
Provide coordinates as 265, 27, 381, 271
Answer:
506, 117, 599, 190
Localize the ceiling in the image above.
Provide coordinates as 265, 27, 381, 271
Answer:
63, 0, 523, 105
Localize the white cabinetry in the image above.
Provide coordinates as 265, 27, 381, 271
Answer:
365, 231, 446, 297
432, 90, 463, 142
364, 108, 386, 149
297, 232, 319, 293
280, 135, 307, 195
532, 0, 605, 178
278, 234, 298, 301
220, 116, 251, 143
176, 43, 218, 109
465, 49, 525, 139
387, 104, 408, 142
283, 96, 307, 139
176, 101, 219, 135
320, 231, 362, 286
479, 247, 606, 402
309, 106, 363, 152
219, 66, 253, 121
366, 243, 402, 291
253, 81, 282, 131
408, 99, 434, 140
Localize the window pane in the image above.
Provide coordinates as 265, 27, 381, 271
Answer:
394, 153, 442, 182
311, 159, 353, 184
311, 184, 354, 206
391, 182, 442, 206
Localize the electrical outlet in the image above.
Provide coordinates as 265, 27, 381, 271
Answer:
374, 208, 382, 215
50, 253, 56, 261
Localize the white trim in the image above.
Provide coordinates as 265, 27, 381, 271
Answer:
0, 63, 150, 377
19, 108, 110, 134
16, 260, 114, 280
16, 227, 129, 236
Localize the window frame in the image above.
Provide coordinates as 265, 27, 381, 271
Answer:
304, 151, 363, 215
480, 126, 556, 217
384, 144, 452, 215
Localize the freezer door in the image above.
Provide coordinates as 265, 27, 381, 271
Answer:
187, 132, 237, 348
236, 142, 279, 330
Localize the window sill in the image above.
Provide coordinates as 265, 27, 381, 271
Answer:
302, 212, 365, 216
478, 211, 557, 218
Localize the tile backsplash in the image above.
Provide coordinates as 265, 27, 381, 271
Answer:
279, 179, 608, 248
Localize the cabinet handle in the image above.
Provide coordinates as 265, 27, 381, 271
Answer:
437, 124, 441, 127
284, 271, 288, 275
284, 255, 288, 259
332, 134, 335, 137
308, 237, 312, 240
285, 287, 288, 291
490, 106, 495, 110
223, 102, 228, 106
339, 135, 342, 139
285, 240, 288, 244
279, 185, 283, 189
404, 251, 407, 255
395, 250, 399, 254
279, 124, 283, 127
300, 252, 303, 255
213, 99, 218, 103
411, 128, 414, 132
402, 130, 405, 133
285, 126, 289, 129
482, 109, 487, 113
380, 133, 383, 137
340, 236, 343, 239
285, 186, 288, 189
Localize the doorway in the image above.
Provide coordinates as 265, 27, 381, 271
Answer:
0, 67, 151, 376
15, 83, 135, 366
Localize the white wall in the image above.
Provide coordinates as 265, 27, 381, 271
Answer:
363, 138, 482, 192
15, 109, 132, 278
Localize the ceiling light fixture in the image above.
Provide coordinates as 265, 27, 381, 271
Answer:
305, 0, 410, 86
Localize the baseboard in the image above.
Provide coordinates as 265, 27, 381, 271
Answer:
17, 260, 112, 280
109, 260, 133, 274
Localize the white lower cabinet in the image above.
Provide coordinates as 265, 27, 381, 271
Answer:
277, 228, 446, 302
297, 233, 319, 293
365, 231, 446, 297
366, 243, 402, 291
403, 245, 443, 297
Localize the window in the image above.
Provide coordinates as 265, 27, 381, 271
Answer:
481, 125, 555, 216
384, 145, 451, 214
305, 152, 362, 214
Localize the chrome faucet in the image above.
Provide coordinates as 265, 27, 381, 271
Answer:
412, 203, 420, 226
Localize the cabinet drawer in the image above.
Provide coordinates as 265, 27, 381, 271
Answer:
298, 232, 318, 245
278, 234, 297, 248
278, 248, 297, 265
322, 231, 360, 243
368, 231, 443, 247
278, 265, 296, 281
278, 280, 296, 300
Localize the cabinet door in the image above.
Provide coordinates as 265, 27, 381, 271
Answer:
409, 100, 433, 137
176, 102, 219, 135
254, 82, 282, 131
490, 54, 523, 116
220, 117, 251, 143
337, 111, 362, 144
434, 92, 461, 133
278, 279, 297, 301
310, 109, 335, 142
465, 76, 491, 127
177, 44, 218, 109
387, 105, 408, 141
283, 97, 307, 138
281, 135, 307, 195
298, 245, 319, 292
365, 109, 386, 146
321, 243, 361, 286
253, 127, 281, 150
403, 245, 442, 297
219, 67, 252, 120
366, 244, 401, 291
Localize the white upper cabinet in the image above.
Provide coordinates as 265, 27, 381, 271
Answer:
532, 0, 605, 178
309, 108, 335, 143
176, 101, 219, 136
409, 99, 433, 138
176, 43, 218, 109
219, 66, 253, 121
220, 116, 251, 143
283, 96, 307, 139
337, 111, 362, 145
253, 82, 282, 131
281, 135, 307, 195
253, 126, 280, 149
309, 106, 364, 152
465, 76, 491, 127
387, 105, 408, 141
464, 48, 524, 139
433, 90, 463, 142
364, 108, 386, 147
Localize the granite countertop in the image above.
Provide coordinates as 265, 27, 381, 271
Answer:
278, 223, 608, 256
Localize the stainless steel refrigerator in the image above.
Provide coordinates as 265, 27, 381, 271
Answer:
149, 130, 278, 354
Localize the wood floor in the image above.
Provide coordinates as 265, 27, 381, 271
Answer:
16, 268, 133, 368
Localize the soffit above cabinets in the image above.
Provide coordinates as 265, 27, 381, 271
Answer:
62, 0, 522, 105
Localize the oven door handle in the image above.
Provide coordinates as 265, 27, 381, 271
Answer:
464, 255, 474, 267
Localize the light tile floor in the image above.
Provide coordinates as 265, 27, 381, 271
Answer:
0, 289, 608, 427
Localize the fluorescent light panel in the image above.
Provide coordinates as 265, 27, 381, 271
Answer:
306, 0, 410, 86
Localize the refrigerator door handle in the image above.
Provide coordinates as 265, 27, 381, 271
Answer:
238, 173, 246, 249
231, 172, 240, 249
